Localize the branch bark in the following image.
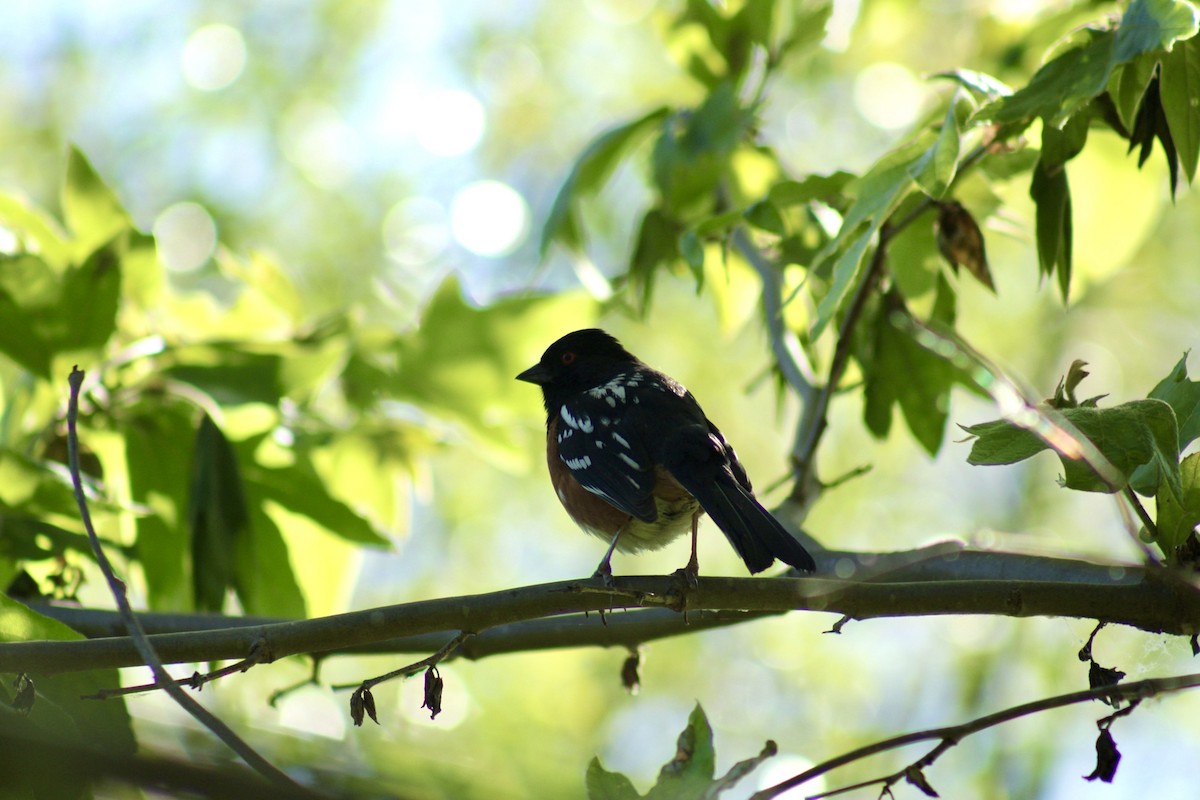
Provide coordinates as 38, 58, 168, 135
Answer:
5, 545, 1198, 676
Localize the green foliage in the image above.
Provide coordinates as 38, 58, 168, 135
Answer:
0, 147, 587, 625
0, 594, 134, 754
586, 704, 776, 800
541, 0, 1200, 463
962, 358, 1199, 557
863, 276, 975, 456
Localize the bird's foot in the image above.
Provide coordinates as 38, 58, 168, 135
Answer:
591, 558, 617, 590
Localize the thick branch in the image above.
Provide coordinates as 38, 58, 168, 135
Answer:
5, 547, 1199, 676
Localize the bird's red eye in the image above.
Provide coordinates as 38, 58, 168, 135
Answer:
561, 351, 576, 365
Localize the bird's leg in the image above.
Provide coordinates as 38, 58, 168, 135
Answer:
592, 522, 625, 589
669, 512, 702, 620
685, 511, 700, 584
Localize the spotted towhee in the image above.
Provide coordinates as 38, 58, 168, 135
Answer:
517, 329, 816, 577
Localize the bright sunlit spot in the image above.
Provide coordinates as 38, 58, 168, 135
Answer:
450, 180, 529, 257
583, 0, 657, 25
181, 24, 246, 92
824, 0, 862, 52
0, 225, 16, 254
756, 753, 822, 797
414, 90, 486, 157
853, 61, 925, 130
382, 196, 450, 266
153, 202, 217, 272
989, 0, 1048, 24
281, 102, 361, 189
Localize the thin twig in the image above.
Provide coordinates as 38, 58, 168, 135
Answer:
733, 226, 818, 404
1123, 487, 1160, 542
789, 223, 892, 506
65, 368, 301, 791
751, 671, 1200, 799
82, 638, 273, 701
334, 631, 474, 694
788, 145, 990, 507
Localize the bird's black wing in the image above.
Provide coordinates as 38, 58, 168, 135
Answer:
554, 382, 658, 523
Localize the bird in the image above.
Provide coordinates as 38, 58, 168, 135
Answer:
516, 328, 816, 579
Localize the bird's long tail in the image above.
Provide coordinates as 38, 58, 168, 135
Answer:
687, 474, 816, 574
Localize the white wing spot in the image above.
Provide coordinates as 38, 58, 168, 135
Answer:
617, 452, 641, 470
560, 405, 594, 433
595, 440, 604, 449
587, 375, 630, 405
612, 432, 631, 449
564, 454, 593, 470
625, 475, 640, 487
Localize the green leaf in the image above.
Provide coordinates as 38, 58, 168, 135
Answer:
773, 2, 834, 67
243, 460, 388, 547
743, 199, 786, 234
586, 758, 643, 800
0, 594, 135, 754
646, 704, 715, 800
1148, 352, 1200, 447
768, 172, 856, 208
909, 105, 962, 198
932, 69, 1013, 101
124, 403, 198, 610
0, 515, 105, 562
1111, 0, 1200, 65
1131, 352, 1200, 493
963, 399, 1181, 494
236, 501, 307, 618
678, 229, 706, 286
652, 83, 752, 214
809, 139, 920, 338
1041, 110, 1090, 167
1157, 451, 1200, 552
0, 255, 59, 376
1114, 53, 1161, 132
166, 347, 287, 407
863, 278, 961, 455
977, 30, 1115, 130
1160, 35, 1200, 183
0, 449, 93, 519
0, 246, 120, 376
1029, 157, 1073, 300
629, 208, 682, 311
62, 146, 130, 259
541, 107, 669, 257
188, 414, 250, 612
0, 191, 71, 269
61, 240, 121, 352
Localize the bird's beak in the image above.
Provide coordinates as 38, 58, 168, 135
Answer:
516, 363, 551, 385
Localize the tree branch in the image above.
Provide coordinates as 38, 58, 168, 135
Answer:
6, 547, 1199, 676
752, 671, 1200, 799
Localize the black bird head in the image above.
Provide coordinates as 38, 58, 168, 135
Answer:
516, 329, 640, 411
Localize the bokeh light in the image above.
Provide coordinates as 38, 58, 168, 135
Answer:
153, 201, 217, 272
181, 24, 246, 92
853, 61, 925, 130
382, 196, 450, 266
449, 180, 529, 257
413, 90, 487, 157
281, 103, 362, 189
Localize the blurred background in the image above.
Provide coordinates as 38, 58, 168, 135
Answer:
2, 0, 1199, 797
